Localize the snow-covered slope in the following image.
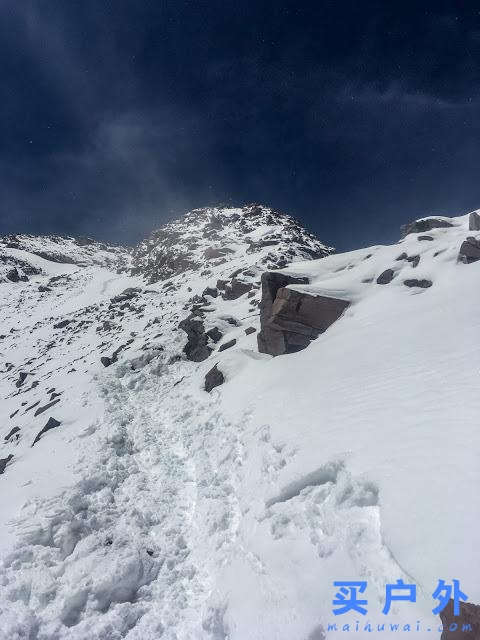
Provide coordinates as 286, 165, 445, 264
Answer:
0, 206, 478, 639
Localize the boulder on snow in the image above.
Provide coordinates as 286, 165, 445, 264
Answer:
53, 319, 71, 329
6, 268, 27, 282
468, 211, 480, 231
218, 338, 236, 352
0, 454, 13, 475
257, 272, 349, 356
202, 286, 218, 298
178, 318, 212, 362
403, 279, 432, 288
439, 599, 480, 639
15, 372, 28, 388
418, 235, 434, 241
204, 364, 225, 392
206, 327, 223, 343
222, 279, 253, 300
4, 427, 20, 443
245, 326, 256, 335
401, 218, 453, 237
376, 269, 395, 285
31, 417, 61, 447
458, 237, 480, 264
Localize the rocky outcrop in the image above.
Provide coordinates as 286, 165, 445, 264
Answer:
218, 338, 236, 352
401, 218, 453, 237
257, 272, 349, 356
468, 211, 480, 231
32, 417, 61, 447
0, 454, 13, 475
222, 279, 253, 300
204, 364, 224, 392
403, 279, 432, 288
178, 318, 212, 362
376, 269, 395, 284
440, 599, 480, 638
458, 237, 480, 264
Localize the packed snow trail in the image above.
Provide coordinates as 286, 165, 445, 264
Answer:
0, 346, 417, 640
0, 350, 250, 639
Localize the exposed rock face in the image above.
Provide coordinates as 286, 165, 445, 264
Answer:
458, 237, 480, 264
468, 211, 480, 231
178, 318, 212, 362
131, 205, 333, 284
440, 599, 480, 639
401, 218, 453, 237
376, 269, 395, 284
204, 364, 224, 392
206, 327, 223, 343
258, 272, 349, 356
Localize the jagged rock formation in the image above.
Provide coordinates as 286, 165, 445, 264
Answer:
257, 271, 349, 356
468, 211, 480, 231
458, 236, 480, 263
401, 217, 454, 237
131, 204, 332, 284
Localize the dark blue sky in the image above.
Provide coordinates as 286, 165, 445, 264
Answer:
1, 1, 480, 250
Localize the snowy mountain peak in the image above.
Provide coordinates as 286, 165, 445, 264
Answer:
131, 204, 333, 283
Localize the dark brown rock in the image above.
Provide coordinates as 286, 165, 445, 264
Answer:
440, 599, 480, 639
6, 268, 21, 282
245, 326, 256, 335
218, 338, 236, 352
206, 327, 223, 343
403, 279, 432, 288
401, 218, 453, 237
4, 427, 20, 443
202, 286, 218, 298
204, 364, 224, 392
458, 237, 480, 264
32, 417, 61, 447
406, 255, 420, 267
15, 372, 28, 388
178, 318, 212, 362
34, 398, 60, 417
258, 272, 349, 356
0, 454, 13, 475
53, 319, 71, 329
376, 269, 395, 285
223, 279, 253, 300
